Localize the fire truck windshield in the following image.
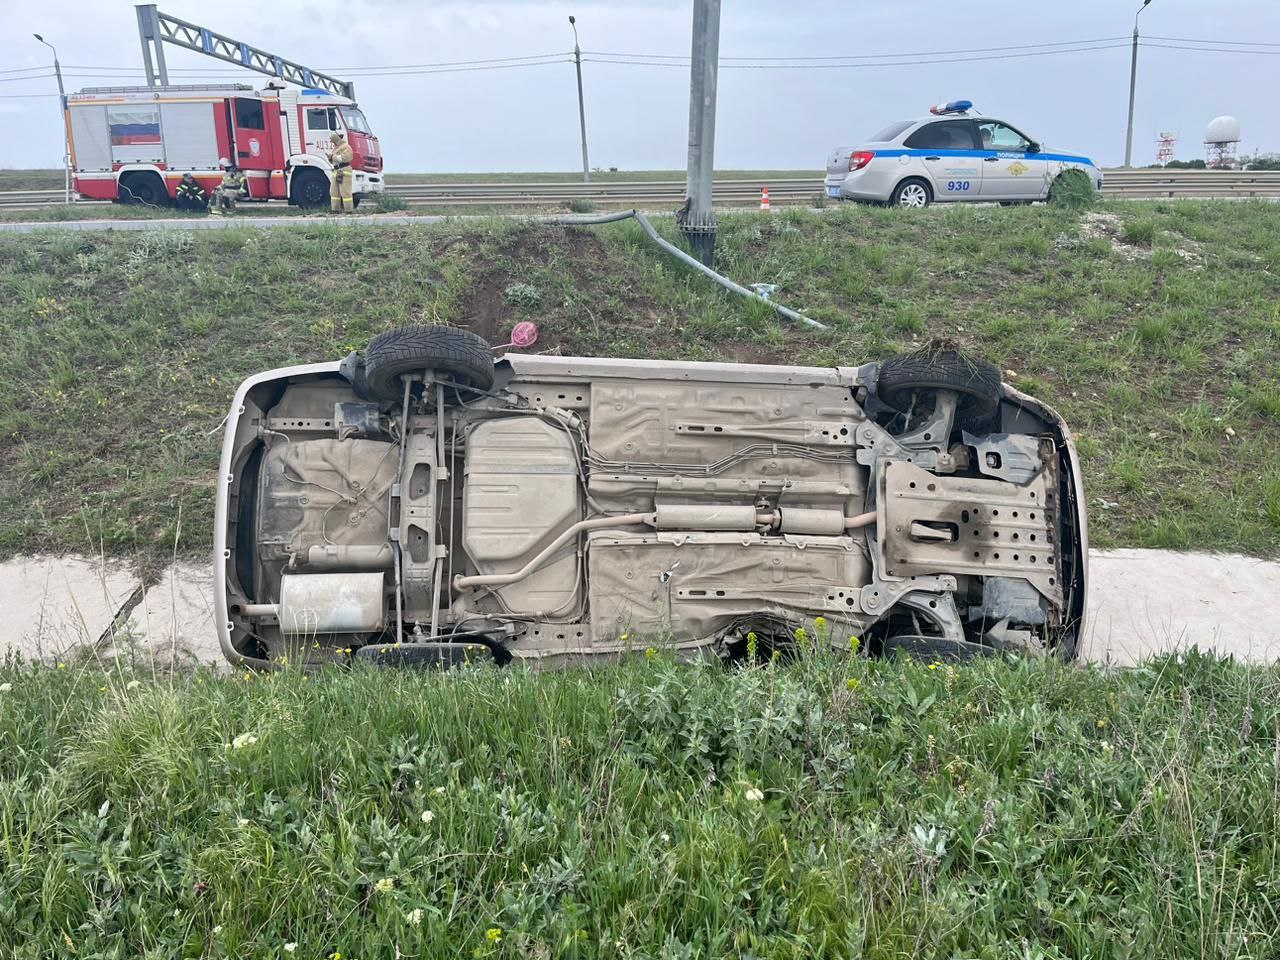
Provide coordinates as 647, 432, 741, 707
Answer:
340, 107, 372, 135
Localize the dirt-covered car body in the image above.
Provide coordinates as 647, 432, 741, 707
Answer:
215, 332, 1087, 667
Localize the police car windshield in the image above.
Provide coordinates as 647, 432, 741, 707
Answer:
868, 120, 913, 142
340, 107, 371, 135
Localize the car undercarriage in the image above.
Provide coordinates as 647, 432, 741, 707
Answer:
215, 328, 1087, 668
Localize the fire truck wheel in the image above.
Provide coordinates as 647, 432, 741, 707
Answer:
119, 172, 167, 206
290, 169, 329, 208
363, 325, 496, 404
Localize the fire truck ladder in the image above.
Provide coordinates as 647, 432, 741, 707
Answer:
135, 4, 354, 99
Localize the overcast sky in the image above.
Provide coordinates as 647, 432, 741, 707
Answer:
3, 0, 1277, 172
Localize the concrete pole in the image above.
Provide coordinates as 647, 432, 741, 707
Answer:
136, 5, 169, 87
1124, 0, 1152, 169
569, 17, 590, 183
34, 35, 70, 204
682, 0, 721, 266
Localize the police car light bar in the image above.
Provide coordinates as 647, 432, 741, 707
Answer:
929, 100, 973, 116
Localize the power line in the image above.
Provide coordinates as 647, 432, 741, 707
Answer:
585, 35, 1130, 61
0, 64, 54, 76
0, 72, 54, 83
1141, 41, 1280, 55
1145, 35, 1280, 47
584, 42, 1132, 69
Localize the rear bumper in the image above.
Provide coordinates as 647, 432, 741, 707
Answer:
824, 166, 897, 202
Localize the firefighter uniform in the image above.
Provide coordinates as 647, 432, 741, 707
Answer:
328, 132, 355, 213
175, 174, 207, 212
215, 165, 247, 213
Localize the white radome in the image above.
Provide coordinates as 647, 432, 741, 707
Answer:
1205, 116, 1241, 144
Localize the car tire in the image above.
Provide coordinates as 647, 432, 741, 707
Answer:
119, 172, 167, 206
890, 178, 932, 208
878, 347, 1001, 421
290, 168, 329, 208
363, 324, 495, 403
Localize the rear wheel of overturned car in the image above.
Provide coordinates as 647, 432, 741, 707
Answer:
890, 177, 932, 208
878, 347, 1001, 425
363, 324, 496, 403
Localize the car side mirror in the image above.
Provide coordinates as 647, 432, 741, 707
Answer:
1027, 142, 1041, 154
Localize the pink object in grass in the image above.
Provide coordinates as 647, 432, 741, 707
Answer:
493, 321, 540, 352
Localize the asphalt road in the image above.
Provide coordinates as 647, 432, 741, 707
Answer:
5, 549, 1278, 669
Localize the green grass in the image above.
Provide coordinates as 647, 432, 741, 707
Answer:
2, 648, 1278, 957
1, 200, 1278, 560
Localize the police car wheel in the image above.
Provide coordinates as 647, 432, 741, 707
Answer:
363, 325, 496, 404
891, 178, 931, 208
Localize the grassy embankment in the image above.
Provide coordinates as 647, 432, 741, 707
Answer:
0, 200, 1277, 560
1, 648, 1277, 956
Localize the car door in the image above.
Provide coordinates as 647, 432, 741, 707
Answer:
974, 120, 1046, 200
304, 105, 340, 158
902, 120, 982, 200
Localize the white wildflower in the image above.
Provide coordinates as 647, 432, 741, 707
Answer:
374, 877, 395, 894
744, 787, 765, 803
433, 786, 446, 795
420, 810, 434, 824
0, 683, 11, 693
230, 732, 259, 750
406, 908, 424, 926
284, 944, 297, 954
237, 818, 250, 828
660, 832, 671, 843
212, 925, 222, 935
126, 680, 141, 691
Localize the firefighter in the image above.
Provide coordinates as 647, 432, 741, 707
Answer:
174, 172, 207, 212
214, 159, 247, 214
327, 132, 355, 213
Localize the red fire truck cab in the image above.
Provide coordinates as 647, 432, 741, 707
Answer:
66, 82, 384, 208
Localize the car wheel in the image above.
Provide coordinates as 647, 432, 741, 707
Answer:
890, 178, 931, 208
290, 169, 329, 208
363, 324, 496, 403
877, 346, 1001, 423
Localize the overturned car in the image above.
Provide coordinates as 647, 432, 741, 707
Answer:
214, 327, 1087, 667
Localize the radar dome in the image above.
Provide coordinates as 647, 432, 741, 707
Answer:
1205, 116, 1241, 144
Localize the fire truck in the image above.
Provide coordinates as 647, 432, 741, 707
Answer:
67, 83, 383, 207
64, 5, 383, 208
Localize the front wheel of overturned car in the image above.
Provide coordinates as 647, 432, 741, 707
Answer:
878, 347, 1002, 425
363, 325, 496, 403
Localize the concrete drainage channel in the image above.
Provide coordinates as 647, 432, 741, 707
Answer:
3, 551, 1278, 669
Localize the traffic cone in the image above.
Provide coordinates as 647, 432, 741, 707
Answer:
760, 185, 771, 211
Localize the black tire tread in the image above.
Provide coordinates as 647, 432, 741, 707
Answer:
878, 348, 1001, 418
290, 169, 329, 208
364, 325, 495, 402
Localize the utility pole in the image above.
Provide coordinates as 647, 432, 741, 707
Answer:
33, 34, 70, 204
569, 16, 590, 182
1124, 0, 1154, 168
681, 0, 721, 267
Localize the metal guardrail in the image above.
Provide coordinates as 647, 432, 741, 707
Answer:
4, 170, 1280, 211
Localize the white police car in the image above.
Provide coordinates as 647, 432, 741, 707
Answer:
824, 101, 1101, 207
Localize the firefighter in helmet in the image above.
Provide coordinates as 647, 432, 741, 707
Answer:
327, 132, 355, 213
214, 158, 247, 214
174, 172, 207, 213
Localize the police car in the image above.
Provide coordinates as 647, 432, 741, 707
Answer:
824, 101, 1101, 207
